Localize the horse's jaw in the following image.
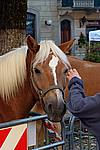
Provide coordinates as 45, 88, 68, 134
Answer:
42, 96, 66, 122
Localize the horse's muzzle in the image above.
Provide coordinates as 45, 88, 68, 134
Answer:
45, 101, 66, 122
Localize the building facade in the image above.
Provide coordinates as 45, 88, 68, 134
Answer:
27, 0, 59, 43
27, 0, 100, 46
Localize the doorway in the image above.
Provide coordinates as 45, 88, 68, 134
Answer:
61, 19, 71, 43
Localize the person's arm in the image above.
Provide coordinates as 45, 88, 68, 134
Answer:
66, 69, 100, 119
67, 69, 100, 147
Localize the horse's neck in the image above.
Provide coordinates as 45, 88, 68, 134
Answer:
0, 79, 39, 123
14, 79, 39, 115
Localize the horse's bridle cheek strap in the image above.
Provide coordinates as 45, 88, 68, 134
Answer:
30, 71, 41, 99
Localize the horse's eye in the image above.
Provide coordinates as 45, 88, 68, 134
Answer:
34, 68, 41, 74
64, 68, 68, 74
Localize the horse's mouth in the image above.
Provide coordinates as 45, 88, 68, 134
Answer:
47, 113, 63, 122
43, 102, 66, 122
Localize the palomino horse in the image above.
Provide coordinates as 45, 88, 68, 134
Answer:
0, 35, 72, 123
33, 55, 100, 147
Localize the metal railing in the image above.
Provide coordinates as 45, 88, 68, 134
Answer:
61, 113, 99, 150
73, 0, 94, 8
58, 0, 95, 8
0, 112, 99, 150
0, 112, 64, 150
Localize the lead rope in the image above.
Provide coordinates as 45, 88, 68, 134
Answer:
43, 119, 62, 142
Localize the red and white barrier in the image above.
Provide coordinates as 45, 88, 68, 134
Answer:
0, 122, 36, 150
0, 124, 27, 150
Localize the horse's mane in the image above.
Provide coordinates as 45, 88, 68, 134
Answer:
0, 46, 27, 100
33, 40, 71, 68
0, 41, 71, 101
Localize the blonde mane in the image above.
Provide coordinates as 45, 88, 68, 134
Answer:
0, 40, 71, 101
33, 40, 71, 68
0, 46, 27, 100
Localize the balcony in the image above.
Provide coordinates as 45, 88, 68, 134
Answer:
58, 0, 97, 8
73, 0, 94, 8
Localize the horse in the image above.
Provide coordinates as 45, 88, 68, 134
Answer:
32, 54, 100, 148
0, 35, 72, 123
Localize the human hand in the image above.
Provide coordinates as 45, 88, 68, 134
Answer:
67, 69, 81, 81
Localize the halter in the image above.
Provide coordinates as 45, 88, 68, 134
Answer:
30, 70, 65, 100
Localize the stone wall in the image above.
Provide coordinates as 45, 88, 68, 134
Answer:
27, 0, 59, 43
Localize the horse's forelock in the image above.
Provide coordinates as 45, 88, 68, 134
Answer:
33, 40, 71, 68
0, 46, 27, 101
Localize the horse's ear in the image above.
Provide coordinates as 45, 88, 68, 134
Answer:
59, 39, 75, 53
27, 35, 39, 52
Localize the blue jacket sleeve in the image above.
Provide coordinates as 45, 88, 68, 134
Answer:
67, 77, 100, 146
67, 77, 100, 119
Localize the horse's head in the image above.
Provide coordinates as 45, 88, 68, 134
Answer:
26, 35, 71, 122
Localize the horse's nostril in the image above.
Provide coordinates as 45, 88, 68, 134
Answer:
48, 104, 53, 113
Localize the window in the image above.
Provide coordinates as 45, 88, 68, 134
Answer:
26, 12, 36, 38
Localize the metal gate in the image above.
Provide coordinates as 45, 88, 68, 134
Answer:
61, 113, 99, 150
0, 112, 99, 150
0, 112, 64, 150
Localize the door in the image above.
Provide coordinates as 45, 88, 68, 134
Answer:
61, 19, 71, 43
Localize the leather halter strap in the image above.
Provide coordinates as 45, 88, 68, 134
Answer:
30, 71, 64, 100
38, 85, 64, 99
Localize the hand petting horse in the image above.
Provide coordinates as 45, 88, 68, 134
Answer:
0, 35, 72, 123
